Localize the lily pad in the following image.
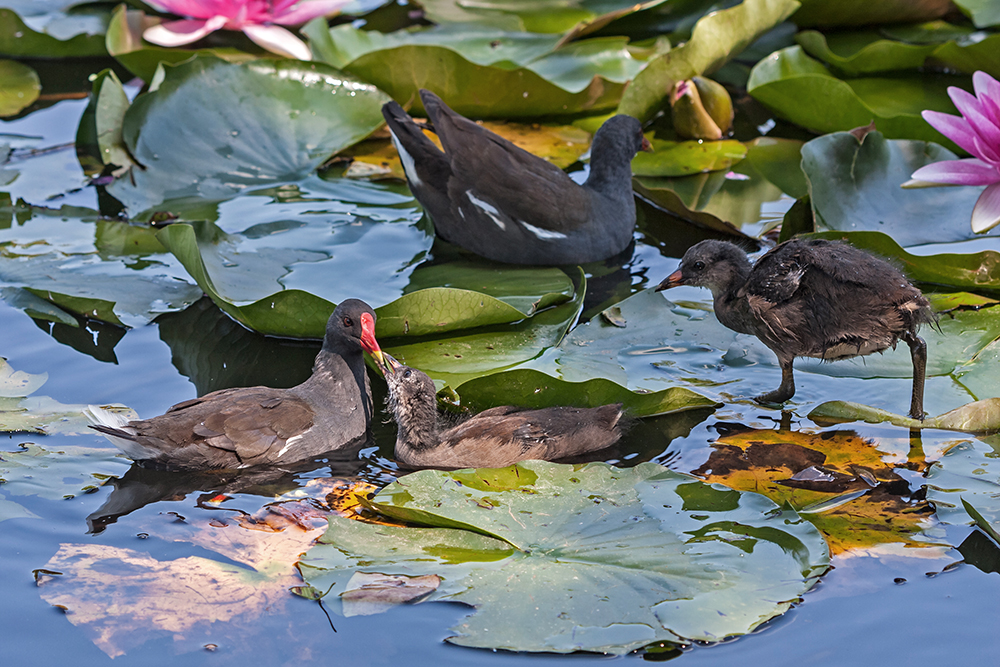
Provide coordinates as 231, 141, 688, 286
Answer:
415, 0, 669, 34
953, 0, 1000, 28
298, 460, 829, 654
0, 59, 39, 117
0, 203, 202, 327
304, 22, 641, 117
0, 442, 129, 497
619, 0, 800, 121
158, 220, 579, 339
0, 5, 108, 59
790, 0, 952, 28
692, 425, 938, 555
631, 138, 747, 177
747, 46, 971, 149
809, 398, 1000, 432
106, 55, 391, 215
74, 68, 133, 176
801, 131, 990, 246
925, 438, 1000, 531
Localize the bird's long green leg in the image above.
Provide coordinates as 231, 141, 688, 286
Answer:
756, 357, 795, 405
904, 331, 927, 420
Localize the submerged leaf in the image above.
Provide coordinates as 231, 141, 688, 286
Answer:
925, 438, 1000, 535
299, 460, 829, 654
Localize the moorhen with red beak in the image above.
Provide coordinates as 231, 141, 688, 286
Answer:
381, 359, 625, 469
381, 89, 652, 265
656, 239, 934, 419
88, 299, 386, 470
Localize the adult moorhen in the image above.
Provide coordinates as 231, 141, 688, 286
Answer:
381, 89, 651, 265
656, 239, 935, 419
87, 299, 386, 470
380, 359, 625, 468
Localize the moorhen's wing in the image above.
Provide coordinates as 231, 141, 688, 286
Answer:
421, 91, 591, 234
132, 388, 316, 467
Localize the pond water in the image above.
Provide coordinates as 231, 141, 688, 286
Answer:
2, 94, 999, 665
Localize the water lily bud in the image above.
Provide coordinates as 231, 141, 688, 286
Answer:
670, 77, 734, 141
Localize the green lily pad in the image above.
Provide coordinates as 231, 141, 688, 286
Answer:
105, 6, 258, 82
0, 59, 39, 117
747, 46, 971, 149
806, 230, 1000, 292
953, 0, 1000, 28
809, 398, 1000, 432
797, 27, 1000, 79
790, 0, 952, 28
0, 442, 129, 498
304, 23, 642, 118
631, 138, 747, 177
796, 30, 939, 75
158, 221, 579, 339
0, 5, 108, 59
74, 68, 133, 176
744, 136, 808, 199
925, 439, 1000, 534
415, 0, 670, 34
299, 461, 829, 654
0, 204, 202, 327
382, 272, 586, 388
618, 0, 800, 122
106, 55, 391, 215
801, 130, 988, 246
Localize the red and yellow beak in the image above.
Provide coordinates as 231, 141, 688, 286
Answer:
641, 136, 654, 153
655, 269, 684, 291
358, 312, 385, 366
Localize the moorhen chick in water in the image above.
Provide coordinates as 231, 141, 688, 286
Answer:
656, 239, 935, 419
381, 89, 652, 265
381, 360, 625, 469
87, 299, 386, 470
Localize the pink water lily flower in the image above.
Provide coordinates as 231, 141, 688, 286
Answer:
143, 0, 348, 61
904, 71, 1000, 233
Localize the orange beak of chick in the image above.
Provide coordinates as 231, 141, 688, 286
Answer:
655, 269, 684, 291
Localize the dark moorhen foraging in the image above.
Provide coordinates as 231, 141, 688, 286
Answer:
656, 239, 935, 419
87, 299, 386, 470
381, 360, 625, 468
381, 89, 652, 265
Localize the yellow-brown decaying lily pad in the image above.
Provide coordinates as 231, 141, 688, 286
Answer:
692, 425, 939, 555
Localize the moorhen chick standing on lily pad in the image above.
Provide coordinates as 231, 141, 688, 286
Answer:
380, 358, 625, 469
381, 89, 651, 265
657, 239, 935, 419
87, 299, 386, 470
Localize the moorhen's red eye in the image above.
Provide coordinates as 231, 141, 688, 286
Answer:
342, 316, 353, 328
692, 260, 706, 271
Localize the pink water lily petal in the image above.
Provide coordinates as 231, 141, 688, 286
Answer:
143, 15, 228, 47
973, 71, 1000, 125
147, 1, 241, 21
971, 182, 1000, 233
950, 93, 1000, 161
242, 23, 312, 60
909, 158, 1000, 186
973, 133, 1000, 166
922, 110, 981, 157
272, 0, 349, 25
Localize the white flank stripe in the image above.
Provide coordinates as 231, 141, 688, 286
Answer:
276, 433, 305, 459
520, 221, 567, 239
466, 190, 506, 230
390, 132, 422, 188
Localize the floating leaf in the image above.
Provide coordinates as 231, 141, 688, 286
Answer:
0, 443, 129, 498
299, 461, 829, 654
0, 4, 108, 59
925, 439, 1000, 533
810, 398, 1000, 433
106, 56, 391, 214
630, 138, 747, 177
0, 59, 39, 117
800, 131, 989, 246
74, 68, 133, 175
790, 0, 952, 28
796, 30, 939, 75
415, 0, 670, 34
305, 23, 640, 117
953, 0, 1000, 28
158, 221, 578, 339
748, 46, 970, 149
691, 425, 937, 555
619, 0, 800, 121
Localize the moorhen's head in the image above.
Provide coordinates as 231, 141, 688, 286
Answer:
380, 358, 439, 433
655, 240, 752, 297
591, 115, 653, 163
324, 299, 385, 365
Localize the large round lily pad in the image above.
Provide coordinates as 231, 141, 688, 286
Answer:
106, 56, 391, 214
298, 460, 829, 654
925, 438, 1000, 532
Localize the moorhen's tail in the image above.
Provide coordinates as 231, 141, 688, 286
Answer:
381, 100, 450, 187
86, 405, 160, 462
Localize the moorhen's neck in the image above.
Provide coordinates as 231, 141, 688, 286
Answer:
388, 384, 440, 452
706, 255, 755, 335
584, 133, 636, 199
303, 346, 373, 418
